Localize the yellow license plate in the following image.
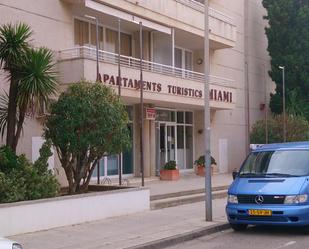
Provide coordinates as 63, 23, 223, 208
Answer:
248, 209, 272, 216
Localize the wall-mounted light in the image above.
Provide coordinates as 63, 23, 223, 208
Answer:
196, 58, 203, 65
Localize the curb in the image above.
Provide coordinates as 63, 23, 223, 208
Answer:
125, 222, 230, 249
150, 191, 227, 210
150, 185, 230, 201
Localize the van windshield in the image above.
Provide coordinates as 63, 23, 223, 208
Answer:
239, 150, 309, 177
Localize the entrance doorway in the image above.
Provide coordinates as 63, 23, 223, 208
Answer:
156, 109, 194, 174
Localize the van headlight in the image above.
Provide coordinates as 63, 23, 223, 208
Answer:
284, 194, 308, 204
228, 194, 238, 204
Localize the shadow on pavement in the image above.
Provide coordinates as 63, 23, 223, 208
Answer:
233, 225, 309, 236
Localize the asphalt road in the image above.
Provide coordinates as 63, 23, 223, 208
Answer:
166, 225, 309, 249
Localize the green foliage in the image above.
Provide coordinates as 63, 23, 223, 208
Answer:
250, 114, 309, 144
44, 81, 131, 194
263, 1, 309, 120
162, 160, 177, 170
0, 22, 58, 152
194, 155, 217, 167
33, 139, 53, 175
0, 22, 32, 70
0, 145, 59, 204
17, 47, 58, 113
0, 145, 18, 173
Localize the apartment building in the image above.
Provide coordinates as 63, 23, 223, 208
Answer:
0, 0, 271, 185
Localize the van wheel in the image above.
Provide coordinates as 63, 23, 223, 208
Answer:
230, 223, 247, 231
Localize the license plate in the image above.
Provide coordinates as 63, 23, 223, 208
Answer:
248, 209, 272, 216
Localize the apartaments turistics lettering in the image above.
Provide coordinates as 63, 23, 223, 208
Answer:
102, 73, 162, 92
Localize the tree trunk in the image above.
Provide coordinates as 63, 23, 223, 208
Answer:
13, 102, 27, 151
6, 78, 18, 152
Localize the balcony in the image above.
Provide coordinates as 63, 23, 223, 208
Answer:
58, 46, 236, 110
62, 0, 236, 49
174, 0, 236, 48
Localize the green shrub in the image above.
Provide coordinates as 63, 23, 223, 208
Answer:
194, 155, 217, 167
44, 82, 131, 194
33, 139, 53, 175
0, 146, 18, 173
162, 160, 177, 170
0, 143, 59, 204
250, 114, 309, 144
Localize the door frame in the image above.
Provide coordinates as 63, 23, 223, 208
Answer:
158, 122, 178, 164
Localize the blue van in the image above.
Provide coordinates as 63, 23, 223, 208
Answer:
226, 142, 309, 231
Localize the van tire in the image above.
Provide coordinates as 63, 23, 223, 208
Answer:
230, 223, 248, 231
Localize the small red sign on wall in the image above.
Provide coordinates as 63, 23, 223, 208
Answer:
145, 108, 156, 120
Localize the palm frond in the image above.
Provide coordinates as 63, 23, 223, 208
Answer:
0, 22, 32, 70
17, 47, 58, 115
0, 92, 9, 138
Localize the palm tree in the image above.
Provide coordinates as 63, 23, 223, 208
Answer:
0, 23, 58, 152
0, 23, 32, 151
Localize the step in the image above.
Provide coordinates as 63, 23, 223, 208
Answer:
150, 185, 229, 201
150, 189, 228, 210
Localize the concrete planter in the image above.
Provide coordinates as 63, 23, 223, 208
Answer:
0, 186, 149, 237
160, 169, 180, 180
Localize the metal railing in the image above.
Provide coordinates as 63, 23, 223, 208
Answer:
58, 46, 234, 87
175, 0, 234, 25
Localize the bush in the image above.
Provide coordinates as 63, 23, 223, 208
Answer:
250, 114, 309, 144
44, 82, 131, 194
162, 160, 177, 170
0, 146, 19, 173
0, 143, 59, 204
194, 155, 217, 167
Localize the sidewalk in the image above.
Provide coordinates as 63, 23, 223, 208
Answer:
10, 173, 233, 249
130, 172, 232, 196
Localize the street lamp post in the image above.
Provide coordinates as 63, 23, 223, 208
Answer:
139, 21, 145, 187
85, 14, 100, 184
204, 0, 212, 222
117, 18, 122, 186
279, 66, 286, 142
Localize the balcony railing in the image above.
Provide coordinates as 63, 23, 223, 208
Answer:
176, 0, 234, 25
58, 46, 234, 87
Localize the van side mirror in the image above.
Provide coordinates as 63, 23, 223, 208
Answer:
232, 170, 239, 180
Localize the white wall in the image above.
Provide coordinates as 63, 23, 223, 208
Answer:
0, 188, 150, 237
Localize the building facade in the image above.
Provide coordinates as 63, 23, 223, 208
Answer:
0, 0, 271, 185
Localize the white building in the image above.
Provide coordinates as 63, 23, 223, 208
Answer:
0, 0, 271, 185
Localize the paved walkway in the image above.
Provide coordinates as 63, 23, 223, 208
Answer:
10, 173, 233, 249
128, 172, 232, 196
10, 199, 228, 249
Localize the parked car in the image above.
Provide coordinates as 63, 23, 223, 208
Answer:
0, 237, 23, 249
226, 142, 309, 231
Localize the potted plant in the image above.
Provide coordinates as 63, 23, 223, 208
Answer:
194, 155, 217, 176
160, 160, 180, 180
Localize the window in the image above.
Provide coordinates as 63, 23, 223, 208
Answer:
174, 47, 193, 70
74, 19, 89, 46
120, 33, 132, 56
74, 18, 131, 55
90, 24, 104, 49
240, 150, 309, 176
106, 28, 117, 53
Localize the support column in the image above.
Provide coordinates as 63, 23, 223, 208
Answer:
134, 104, 152, 177
150, 118, 156, 176
143, 118, 151, 177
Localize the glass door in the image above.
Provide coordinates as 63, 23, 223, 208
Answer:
167, 125, 176, 162
159, 124, 166, 168
159, 123, 177, 167
156, 109, 194, 171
